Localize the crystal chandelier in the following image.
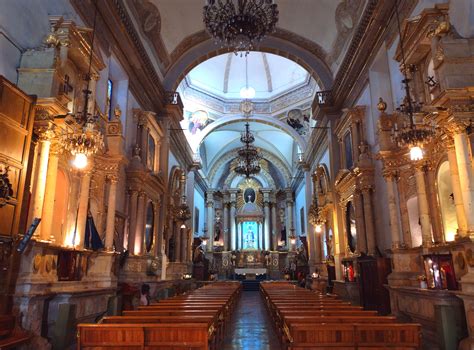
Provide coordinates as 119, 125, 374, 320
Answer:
203, 0, 279, 56
63, 6, 103, 169
234, 122, 261, 178
308, 198, 323, 233
390, 0, 435, 161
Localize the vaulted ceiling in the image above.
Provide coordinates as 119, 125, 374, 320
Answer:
125, 0, 367, 85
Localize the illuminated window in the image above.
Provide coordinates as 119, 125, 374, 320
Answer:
106, 79, 113, 120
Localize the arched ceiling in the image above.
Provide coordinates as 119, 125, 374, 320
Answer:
185, 52, 311, 101
126, 0, 367, 85
202, 121, 295, 172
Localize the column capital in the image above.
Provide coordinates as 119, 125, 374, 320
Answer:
138, 191, 147, 198
107, 174, 119, 184
382, 169, 399, 181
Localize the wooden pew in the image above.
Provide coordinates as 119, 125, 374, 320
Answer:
77, 323, 211, 350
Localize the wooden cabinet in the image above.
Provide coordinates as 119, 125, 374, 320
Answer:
0, 76, 35, 238
357, 255, 392, 315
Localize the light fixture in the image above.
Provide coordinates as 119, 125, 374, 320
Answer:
174, 195, 191, 224
409, 145, 424, 161
63, 5, 104, 165
234, 122, 261, 178
239, 55, 255, 99
389, 0, 436, 160
203, 0, 279, 56
315, 224, 323, 234
308, 197, 324, 232
72, 153, 88, 169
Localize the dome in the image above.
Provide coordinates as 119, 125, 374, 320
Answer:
185, 52, 312, 101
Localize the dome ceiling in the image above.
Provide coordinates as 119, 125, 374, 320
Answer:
186, 52, 310, 101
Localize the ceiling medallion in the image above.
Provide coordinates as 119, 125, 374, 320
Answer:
388, 0, 436, 161
203, 0, 279, 56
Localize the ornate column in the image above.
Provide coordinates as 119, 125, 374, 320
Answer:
134, 192, 147, 255
361, 187, 376, 255
222, 193, 230, 250
262, 189, 271, 250
447, 142, 468, 236
76, 169, 92, 249
104, 175, 118, 251
396, 178, 412, 247
384, 171, 402, 248
206, 190, 215, 252
31, 133, 52, 238
230, 190, 237, 251
353, 190, 367, 253
271, 201, 278, 250
127, 190, 138, 253
258, 223, 263, 250
426, 164, 444, 243
415, 164, 433, 247
453, 128, 474, 235
40, 144, 60, 242
153, 199, 162, 257
174, 224, 181, 262
285, 189, 294, 250
181, 227, 187, 262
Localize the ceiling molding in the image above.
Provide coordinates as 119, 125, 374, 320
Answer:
261, 53, 273, 93
223, 53, 233, 93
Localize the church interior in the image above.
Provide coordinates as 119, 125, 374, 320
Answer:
1, 0, 474, 349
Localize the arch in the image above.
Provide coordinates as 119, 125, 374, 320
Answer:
197, 115, 307, 153
163, 32, 333, 92
225, 167, 276, 189
208, 149, 291, 188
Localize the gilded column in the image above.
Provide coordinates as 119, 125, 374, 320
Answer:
40, 144, 60, 242
396, 178, 412, 247
354, 190, 367, 253
104, 175, 118, 251
426, 164, 444, 243
76, 169, 92, 249
134, 191, 147, 255
447, 142, 468, 235
415, 164, 433, 247
361, 188, 376, 255
453, 129, 474, 234
384, 171, 402, 248
127, 190, 138, 253
31, 134, 52, 238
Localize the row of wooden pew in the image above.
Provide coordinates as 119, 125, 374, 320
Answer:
77, 281, 241, 349
261, 281, 422, 350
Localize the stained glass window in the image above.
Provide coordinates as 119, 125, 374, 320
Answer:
107, 79, 113, 120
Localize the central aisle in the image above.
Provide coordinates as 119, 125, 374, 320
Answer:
222, 291, 282, 350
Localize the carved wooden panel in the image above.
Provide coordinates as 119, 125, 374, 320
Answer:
0, 76, 35, 237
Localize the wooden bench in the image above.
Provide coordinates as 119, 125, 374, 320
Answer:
77, 323, 211, 350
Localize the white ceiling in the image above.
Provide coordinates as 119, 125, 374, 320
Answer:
186, 52, 310, 100
149, 0, 343, 55
201, 121, 295, 173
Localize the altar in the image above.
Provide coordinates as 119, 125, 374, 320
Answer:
234, 268, 267, 280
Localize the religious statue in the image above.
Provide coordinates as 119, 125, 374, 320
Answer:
265, 252, 271, 267
231, 251, 237, 266
193, 244, 205, 264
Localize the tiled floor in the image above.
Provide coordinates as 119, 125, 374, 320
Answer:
222, 291, 282, 350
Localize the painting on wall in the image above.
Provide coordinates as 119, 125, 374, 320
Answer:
187, 110, 210, 135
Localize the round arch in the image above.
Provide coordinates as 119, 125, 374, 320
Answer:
196, 115, 307, 153
163, 33, 333, 92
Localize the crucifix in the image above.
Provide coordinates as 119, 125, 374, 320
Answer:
62, 74, 74, 95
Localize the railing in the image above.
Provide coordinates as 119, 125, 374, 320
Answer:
315, 90, 333, 107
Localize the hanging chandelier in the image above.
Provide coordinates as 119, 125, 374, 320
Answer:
63, 5, 103, 169
390, 0, 436, 161
203, 0, 279, 56
308, 198, 324, 233
234, 122, 261, 178
174, 195, 192, 225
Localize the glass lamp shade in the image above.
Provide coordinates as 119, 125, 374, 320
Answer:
240, 87, 256, 99
410, 145, 424, 161
73, 153, 88, 169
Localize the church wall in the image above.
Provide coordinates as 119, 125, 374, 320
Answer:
295, 181, 306, 238
0, 0, 83, 82
193, 186, 205, 236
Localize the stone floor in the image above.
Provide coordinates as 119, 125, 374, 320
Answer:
222, 291, 282, 350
